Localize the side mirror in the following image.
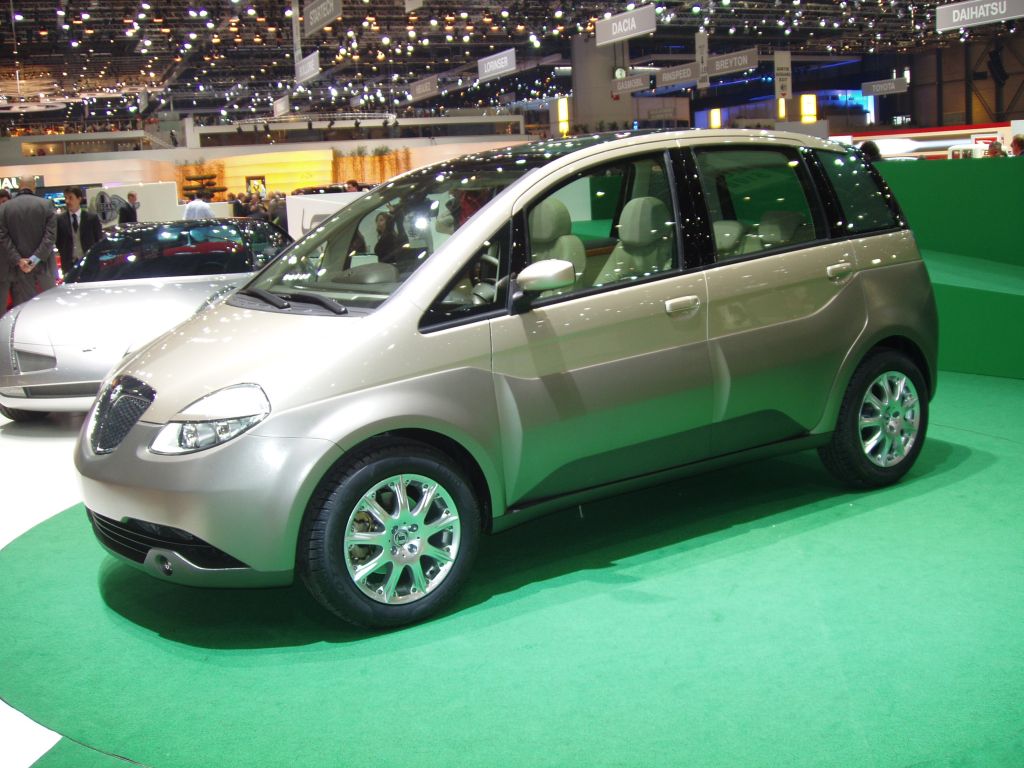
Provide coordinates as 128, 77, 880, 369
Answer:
516, 259, 576, 293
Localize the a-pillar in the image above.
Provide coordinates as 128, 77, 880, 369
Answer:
570, 36, 636, 132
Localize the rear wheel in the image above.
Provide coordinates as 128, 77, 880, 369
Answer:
300, 439, 481, 628
0, 405, 48, 423
819, 349, 928, 489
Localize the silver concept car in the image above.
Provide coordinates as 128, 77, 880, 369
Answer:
77, 131, 938, 628
0, 218, 291, 420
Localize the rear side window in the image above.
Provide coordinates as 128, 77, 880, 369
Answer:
816, 149, 900, 235
693, 147, 826, 262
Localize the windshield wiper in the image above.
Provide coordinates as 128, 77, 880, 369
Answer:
239, 287, 290, 309
279, 291, 348, 315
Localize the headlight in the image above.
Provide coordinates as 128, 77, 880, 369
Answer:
150, 383, 270, 455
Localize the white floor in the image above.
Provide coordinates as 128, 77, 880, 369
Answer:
0, 412, 87, 768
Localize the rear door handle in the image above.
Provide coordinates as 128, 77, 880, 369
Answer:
826, 262, 853, 281
665, 295, 701, 315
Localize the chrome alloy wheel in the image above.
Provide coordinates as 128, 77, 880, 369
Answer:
343, 473, 462, 605
859, 371, 921, 468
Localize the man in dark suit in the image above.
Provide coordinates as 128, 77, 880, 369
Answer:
118, 191, 139, 224
0, 175, 57, 312
56, 186, 104, 277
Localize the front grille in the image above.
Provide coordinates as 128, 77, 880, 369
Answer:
89, 375, 155, 454
87, 509, 248, 569
24, 382, 101, 398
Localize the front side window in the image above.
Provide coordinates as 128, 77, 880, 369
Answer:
523, 152, 679, 297
65, 222, 248, 283
816, 149, 901, 235
694, 147, 826, 262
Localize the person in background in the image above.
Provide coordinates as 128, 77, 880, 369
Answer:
1010, 135, 1024, 157
373, 211, 407, 264
56, 186, 104, 278
119, 191, 139, 224
0, 189, 9, 205
0, 175, 58, 312
986, 140, 1007, 158
344, 179, 361, 192
859, 140, 882, 163
184, 190, 213, 220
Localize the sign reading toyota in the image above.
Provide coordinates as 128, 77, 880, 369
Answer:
596, 5, 657, 46
936, 0, 1024, 31
862, 77, 910, 96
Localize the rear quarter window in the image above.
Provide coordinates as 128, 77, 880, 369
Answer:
816, 149, 900, 235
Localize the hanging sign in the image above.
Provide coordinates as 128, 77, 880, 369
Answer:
596, 5, 658, 46
861, 77, 909, 96
303, 0, 342, 38
295, 50, 321, 84
936, 0, 1024, 32
273, 95, 290, 117
656, 62, 699, 88
774, 50, 792, 101
478, 49, 517, 82
696, 32, 710, 89
408, 75, 440, 103
709, 47, 758, 76
611, 74, 651, 96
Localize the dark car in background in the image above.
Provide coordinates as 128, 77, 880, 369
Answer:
0, 218, 291, 421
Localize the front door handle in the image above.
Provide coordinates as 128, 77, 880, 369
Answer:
665, 295, 701, 316
827, 262, 853, 281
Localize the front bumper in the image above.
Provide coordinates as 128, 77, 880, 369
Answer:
77, 420, 344, 585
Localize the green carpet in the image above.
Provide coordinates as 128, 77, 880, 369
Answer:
3, 371, 1023, 768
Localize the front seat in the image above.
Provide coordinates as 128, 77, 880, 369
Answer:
527, 198, 586, 283
593, 197, 673, 286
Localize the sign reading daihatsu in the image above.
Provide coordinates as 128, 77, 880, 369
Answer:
936, 0, 1024, 31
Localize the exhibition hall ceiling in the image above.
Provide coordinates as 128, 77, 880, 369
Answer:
0, 0, 1019, 118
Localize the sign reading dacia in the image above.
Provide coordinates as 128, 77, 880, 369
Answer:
596, 5, 657, 46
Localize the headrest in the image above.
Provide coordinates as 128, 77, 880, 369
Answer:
712, 220, 745, 252
618, 197, 670, 248
528, 197, 572, 245
759, 210, 806, 245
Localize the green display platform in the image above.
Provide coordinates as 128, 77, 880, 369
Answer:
3, 371, 1023, 768
878, 159, 1024, 380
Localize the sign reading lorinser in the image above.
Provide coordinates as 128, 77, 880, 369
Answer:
478, 49, 516, 82
303, 0, 342, 38
596, 5, 657, 46
936, 0, 1024, 31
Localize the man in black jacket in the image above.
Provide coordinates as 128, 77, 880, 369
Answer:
0, 175, 57, 312
118, 191, 139, 224
56, 186, 104, 277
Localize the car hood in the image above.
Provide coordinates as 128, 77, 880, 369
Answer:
12, 275, 244, 351
112, 300, 403, 424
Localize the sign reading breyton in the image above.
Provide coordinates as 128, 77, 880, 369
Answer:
478, 49, 516, 82
596, 5, 658, 46
936, 0, 1024, 32
656, 47, 757, 89
862, 77, 909, 96
295, 50, 321, 84
303, 0, 342, 38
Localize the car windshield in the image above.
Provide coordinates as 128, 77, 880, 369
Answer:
242, 133, 633, 311
65, 221, 249, 283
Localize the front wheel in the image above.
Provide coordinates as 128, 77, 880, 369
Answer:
299, 440, 481, 628
819, 349, 929, 489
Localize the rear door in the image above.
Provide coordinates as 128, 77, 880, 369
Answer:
690, 144, 862, 455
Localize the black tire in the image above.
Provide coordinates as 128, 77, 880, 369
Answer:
0, 405, 48, 423
299, 439, 481, 628
819, 349, 928, 489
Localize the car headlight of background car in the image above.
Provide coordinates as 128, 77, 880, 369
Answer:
150, 383, 271, 455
